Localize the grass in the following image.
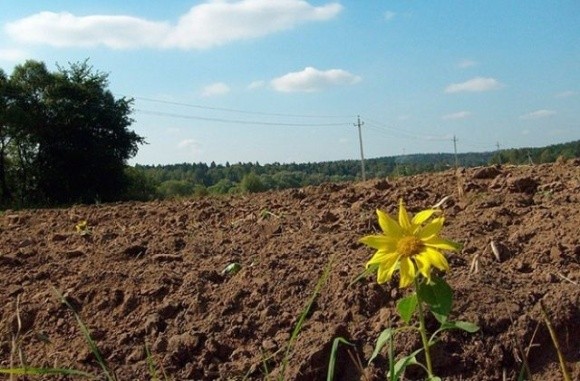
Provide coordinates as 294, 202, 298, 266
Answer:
145, 342, 168, 381
278, 257, 333, 380
1, 294, 94, 380
326, 337, 364, 381
52, 287, 116, 381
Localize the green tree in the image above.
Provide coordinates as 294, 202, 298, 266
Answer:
240, 172, 265, 193
0, 69, 10, 203
157, 180, 194, 198
208, 178, 236, 194
4, 60, 144, 205
122, 167, 159, 201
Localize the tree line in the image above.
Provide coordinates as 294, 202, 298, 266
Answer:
0, 60, 144, 207
133, 140, 579, 199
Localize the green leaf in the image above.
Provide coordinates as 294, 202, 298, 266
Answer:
0, 368, 93, 377
450, 321, 480, 333
430, 311, 448, 324
279, 257, 334, 380
389, 347, 424, 380
222, 262, 242, 275
327, 337, 355, 381
368, 328, 395, 365
417, 276, 453, 323
396, 293, 418, 324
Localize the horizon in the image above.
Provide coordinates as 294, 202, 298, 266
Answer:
1, 1, 579, 166
134, 138, 578, 168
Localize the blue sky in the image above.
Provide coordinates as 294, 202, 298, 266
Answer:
0, 0, 578, 165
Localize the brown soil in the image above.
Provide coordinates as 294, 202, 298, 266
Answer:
1, 161, 579, 381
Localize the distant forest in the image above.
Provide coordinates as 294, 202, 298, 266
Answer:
126, 140, 580, 200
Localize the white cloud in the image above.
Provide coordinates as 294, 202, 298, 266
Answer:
519, 109, 556, 120
457, 59, 477, 68
555, 90, 577, 98
442, 111, 471, 120
201, 82, 231, 97
5, 12, 170, 49
247, 80, 266, 90
168, 0, 343, 49
0, 48, 30, 62
177, 139, 202, 154
271, 66, 361, 92
5, 1, 343, 50
445, 77, 503, 93
384, 11, 396, 21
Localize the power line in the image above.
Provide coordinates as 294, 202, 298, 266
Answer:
363, 119, 451, 142
134, 109, 351, 127
362, 115, 452, 141
126, 95, 353, 119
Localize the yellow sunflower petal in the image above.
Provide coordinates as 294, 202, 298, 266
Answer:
413, 254, 432, 281
387, 258, 402, 280
417, 217, 445, 239
377, 258, 399, 284
376, 209, 403, 238
421, 247, 450, 271
399, 257, 416, 288
366, 250, 399, 268
423, 236, 462, 252
373, 253, 400, 284
398, 199, 412, 232
411, 208, 438, 225
360, 235, 398, 251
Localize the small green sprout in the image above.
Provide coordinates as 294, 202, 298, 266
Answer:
222, 262, 242, 276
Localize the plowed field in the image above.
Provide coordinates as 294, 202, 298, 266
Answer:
1, 160, 579, 380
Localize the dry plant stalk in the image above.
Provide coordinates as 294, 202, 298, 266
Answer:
469, 246, 487, 275
516, 320, 541, 381
345, 348, 368, 381
555, 272, 578, 285
469, 253, 480, 275
456, 175, 465, 198
10, 295, 23, 381
539, 301, 572, 381
490, 240, 502, 262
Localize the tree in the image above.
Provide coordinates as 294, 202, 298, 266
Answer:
0, 69, 10, 203
240, 172, 265, 193
3, 60, 144, 205
157, 180, 194, 198
122, 167, 159, 201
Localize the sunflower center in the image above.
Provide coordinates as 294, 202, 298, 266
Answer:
397, 236, 424, 257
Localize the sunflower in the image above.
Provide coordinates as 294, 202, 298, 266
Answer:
360, 199, 461, 287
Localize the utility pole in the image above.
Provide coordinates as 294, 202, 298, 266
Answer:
355, 115, 366, 181
495, 141, 502, 164
453, 135, 459, 169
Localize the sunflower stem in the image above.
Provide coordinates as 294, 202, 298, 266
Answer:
414, 277, 434, 378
